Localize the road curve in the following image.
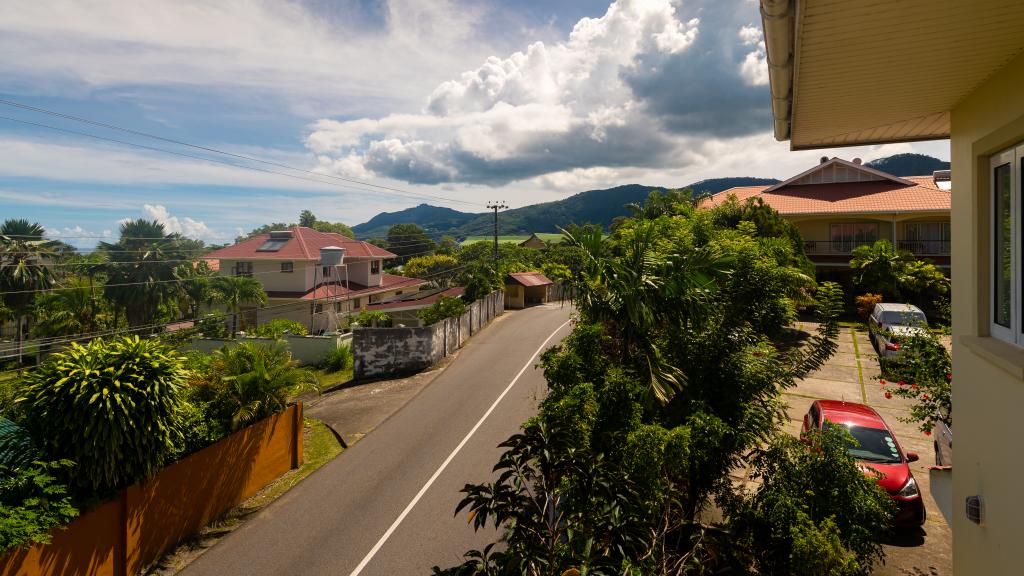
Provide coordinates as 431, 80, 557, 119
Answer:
183, 303, 574, 576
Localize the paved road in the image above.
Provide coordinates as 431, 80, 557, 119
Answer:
183, 304, 574, 576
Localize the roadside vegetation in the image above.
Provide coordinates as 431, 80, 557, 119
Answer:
435, 192, 895, 575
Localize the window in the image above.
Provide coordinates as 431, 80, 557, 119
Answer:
313, 303, 323, 314
353, 297, 361, 309
371, 260, 381, 274
829, 223, 878, 253
322, 266, 333, 278
280, 261, 294, 273
234, 261, 253, 277
903, 222, 951, 255
990, 144, 1024, 344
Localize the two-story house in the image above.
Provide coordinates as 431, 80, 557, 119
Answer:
204, 227, 425, 333
704, 157, 951, 271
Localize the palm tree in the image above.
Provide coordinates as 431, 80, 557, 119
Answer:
0, 219, 59, 363
210, 341, 318, 430
99, 219, 191, 328
32, 276, 112, 338
209, 275, 267, 337
176, 260, 217, 320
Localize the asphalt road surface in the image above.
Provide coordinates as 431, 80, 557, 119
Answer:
183, 303, 574, 576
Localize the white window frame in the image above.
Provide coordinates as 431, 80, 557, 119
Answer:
371, 260, 381, 274
990, 144, 1024, 345
280, 261, 294, 273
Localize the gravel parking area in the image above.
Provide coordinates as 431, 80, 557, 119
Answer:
783, 322, 951, 576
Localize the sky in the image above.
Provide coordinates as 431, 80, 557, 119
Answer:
0, 0, 949, 249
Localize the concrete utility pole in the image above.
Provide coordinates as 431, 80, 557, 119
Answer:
486, 201, 508, 261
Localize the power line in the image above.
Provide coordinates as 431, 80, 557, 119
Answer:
0, 99, 483, 208
0, 114, 481, 208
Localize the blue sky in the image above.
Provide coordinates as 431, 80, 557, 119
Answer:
0, 0, 948, 249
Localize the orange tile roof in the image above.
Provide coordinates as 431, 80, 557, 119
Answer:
702, 175, 949, 215
204, 226, 395, 261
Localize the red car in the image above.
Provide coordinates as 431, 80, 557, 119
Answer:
801, 400, 926, 528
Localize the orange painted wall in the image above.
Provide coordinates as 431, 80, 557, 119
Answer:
0, 404, 303, 576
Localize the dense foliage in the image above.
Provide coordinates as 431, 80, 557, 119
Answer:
438, 196, 891, 575
418, 296, 467, 326
319, 344, 353, 374
0, 460, 78, 553
251, 318, 308, 339
403, 254, 460, 288
17, 337, 187, 493
850, 240, 948, 303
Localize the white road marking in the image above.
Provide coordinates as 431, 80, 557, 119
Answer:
347, 318, 572, 576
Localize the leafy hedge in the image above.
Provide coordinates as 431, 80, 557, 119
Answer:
417, 296, 466, 326
0, 460, 78, 552
251, 319, 308, 339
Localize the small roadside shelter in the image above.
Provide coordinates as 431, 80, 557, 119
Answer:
518, 234, 548, 250
505, 272, 553, 309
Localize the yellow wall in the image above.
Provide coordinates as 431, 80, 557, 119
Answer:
949, 49, 1024, 573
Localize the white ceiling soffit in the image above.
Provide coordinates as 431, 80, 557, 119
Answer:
762, 0, 1024, 150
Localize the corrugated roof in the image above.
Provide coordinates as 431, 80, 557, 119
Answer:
365, 287, 465, 311
204, 226, 395, 261
507, 272, 554, 287
265, 274, 424, 301
702, 175, 950, 215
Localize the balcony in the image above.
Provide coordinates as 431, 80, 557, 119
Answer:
802, 239, 950, 257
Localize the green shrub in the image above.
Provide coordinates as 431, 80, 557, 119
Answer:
319, 345, 353, 374
417, 296, 467, 326
0, 460, 78, 553
354, 310, 390, 327
251, 319, 308, 339
17, 336, 188, 493
879, 329, 952, 434
207, 342, 319, 431
789, 513, 863, 576
197, 312, 229, 339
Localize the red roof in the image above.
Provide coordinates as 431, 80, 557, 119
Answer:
507, 271, 554, 287
265, 274, 424, 300
702, 175, 950, 215
204, 226, 395, 260
365, 287, 465, 311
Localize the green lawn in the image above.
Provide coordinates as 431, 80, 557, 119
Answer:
311, 366, 353, 390
460, 233, 565, 246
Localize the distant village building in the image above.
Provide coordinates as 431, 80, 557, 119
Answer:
204, 226, 424, 334
704, 157, 951, 270
504, 271, 553, 309
518, 233, 548, 250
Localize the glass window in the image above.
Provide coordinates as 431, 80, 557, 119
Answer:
881, 310, 928, 326
234, 261, 253, 277
825, 424, 902, 464
989, 144, 1024, 345
371, 260, 381, 274
830, 223, 878, 253
903, 222, 951, 254
281, 261, 293, 273
322, 266, 333, 278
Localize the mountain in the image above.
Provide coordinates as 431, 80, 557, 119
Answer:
352, 204, 480, 238
865, 153, 949, 176
353, 177, 780, 239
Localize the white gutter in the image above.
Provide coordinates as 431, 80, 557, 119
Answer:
761, 0, 794, 140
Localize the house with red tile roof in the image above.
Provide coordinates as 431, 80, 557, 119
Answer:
702, 157, 951, 269
204, 226, 425, 333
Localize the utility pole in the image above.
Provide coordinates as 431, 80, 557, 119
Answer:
486, 201, 508, 262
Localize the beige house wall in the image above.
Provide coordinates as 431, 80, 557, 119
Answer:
950, 50, 1024, 574
791, 214, 950, 258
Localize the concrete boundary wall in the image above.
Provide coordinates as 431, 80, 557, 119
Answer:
353, 291, 504, 378
0, 404, 303, 576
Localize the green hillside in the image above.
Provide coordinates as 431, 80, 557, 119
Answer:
865, 153, 949, 176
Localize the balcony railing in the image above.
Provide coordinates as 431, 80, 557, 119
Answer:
803, 240, 950, 256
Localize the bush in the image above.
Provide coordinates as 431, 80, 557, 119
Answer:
730, 427, 895, 575
0, 460, 78, 553
879, 330, 952, 434
197, 312, 229, 338
855, 293, 882, 320
17, 337, 188, 493
207, 342, 319, 431
354, 310, 390, 327
319, 345, 353, 374
251, 319, 308, 339
417, 296, 467, 326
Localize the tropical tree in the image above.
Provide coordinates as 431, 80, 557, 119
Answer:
850, 239, 948, 301
175, 260, 217, 320
209, 275, 267, 337
403, 254, 460, 288
32, 276, 112, 338
207, 341, 318, 430
312, 220, 354, 238
299, 209, 317, 228
0, 219, 59, 363
386, 223, 436, 264
99, 219, 193, 328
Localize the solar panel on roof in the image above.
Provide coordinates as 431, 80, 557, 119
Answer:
257, 239, 289, 252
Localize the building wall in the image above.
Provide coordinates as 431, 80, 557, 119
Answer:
217, 258, 314, 292
505, 284, 526, 309
949, 49, 1024, 574
345, 259, 381, 287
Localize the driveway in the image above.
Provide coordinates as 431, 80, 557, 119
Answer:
783, 322, 952, 576
181, 303, 574, 576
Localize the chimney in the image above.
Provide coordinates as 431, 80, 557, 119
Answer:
820, 156, 829, 164
852, 158, 862, 165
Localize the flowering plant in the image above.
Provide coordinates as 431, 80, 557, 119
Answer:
879, 330, 951, 434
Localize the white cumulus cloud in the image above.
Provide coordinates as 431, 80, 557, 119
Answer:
142, 204, 224, 241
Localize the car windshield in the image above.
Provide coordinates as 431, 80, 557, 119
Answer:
825, 422, 903, 464
881, 310, 927, 326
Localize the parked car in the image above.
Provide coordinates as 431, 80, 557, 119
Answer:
802, 399, 926, 528
868, 303, 929, 360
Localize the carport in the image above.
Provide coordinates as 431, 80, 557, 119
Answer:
505, 272, 553, 309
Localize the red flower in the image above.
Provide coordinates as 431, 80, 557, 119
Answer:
924, 430, 932, 436
922, 393, 930, 400
884, 391, 893, 399
880, 379, 887, 385
911, 383, 919, 390
946, 373, 952, 380
898, 380, 905, 386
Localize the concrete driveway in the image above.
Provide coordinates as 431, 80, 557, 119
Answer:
783, 322, 952, 576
